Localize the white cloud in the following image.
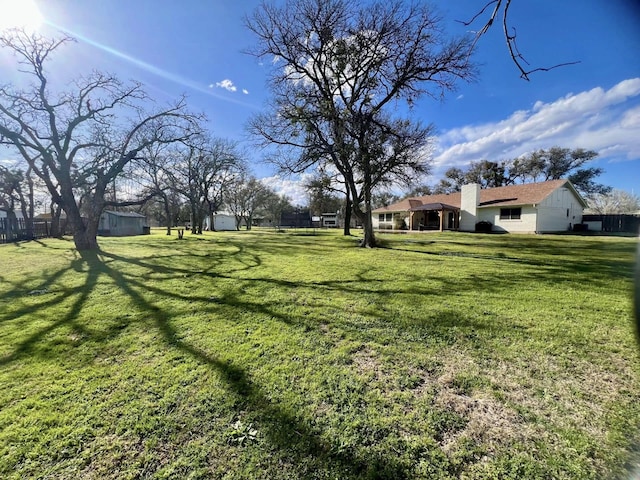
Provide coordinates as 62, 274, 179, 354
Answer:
260, 174, 314, 206
433, 78, 640, 173
242, 89, 249, 95
215, 79, 237, 92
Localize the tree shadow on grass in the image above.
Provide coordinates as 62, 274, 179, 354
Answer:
2, 234, 632, 477
0, 252, 102, 364
80, 249, 413, 479
1, 245, 415, 478
3, 232, 615, 368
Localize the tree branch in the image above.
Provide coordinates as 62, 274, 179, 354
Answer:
458, 0, 580, 80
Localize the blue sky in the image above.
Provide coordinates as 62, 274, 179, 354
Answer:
2, 0, 639, 205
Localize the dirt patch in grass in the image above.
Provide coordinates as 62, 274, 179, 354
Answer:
352, 347, 382, 378
435, 389, 531, 454
420, 350, 537, 463
410, 347, 640, 476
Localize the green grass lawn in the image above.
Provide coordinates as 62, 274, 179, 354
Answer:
1, 229, 639, 479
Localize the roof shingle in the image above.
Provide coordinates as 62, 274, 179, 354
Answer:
372, 180, 585, 213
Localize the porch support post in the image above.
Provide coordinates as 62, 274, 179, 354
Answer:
409, 211, 413, 231
439, 208, 444, 232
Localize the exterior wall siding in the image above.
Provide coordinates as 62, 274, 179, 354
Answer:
113, 218, 145, 236
478, 206, 538, 233
373, 212, 409, 230
98, 213, 146, 236
213, 215, 236, 231
536, 187, 582, 232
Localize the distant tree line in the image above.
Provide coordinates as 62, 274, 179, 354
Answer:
430, 147, 610, 197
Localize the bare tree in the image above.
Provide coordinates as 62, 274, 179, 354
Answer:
133, 142, 182, 235
246, 0, 474, 247
305, 173, 342, 217
261, 191, 293, 230
171, 136, 244, 234
304, 171, 347, 230
0, 30, 200, 250
586, 189, 640, 215
226, 176, 270, 230
458, 0, 580, 80
0, 164, 30, 227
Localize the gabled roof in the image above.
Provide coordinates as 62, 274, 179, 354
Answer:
375, 194, 461, 213
372, 180, 587, 213
477, 179, 587, 208
103, 210, 146, 218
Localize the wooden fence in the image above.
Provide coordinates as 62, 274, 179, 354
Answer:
0, 218, 52, 244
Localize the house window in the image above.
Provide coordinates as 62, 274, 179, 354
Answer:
500, 208, 521, 220
378, 213, 392, 222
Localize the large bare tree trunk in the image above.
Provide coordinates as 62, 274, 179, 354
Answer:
343, 189, 351, 236
73, 226, 100, 250
357, 172, 376, 248
359, 210, 376, 248
160, 192, 172, 235
26, 167, 35, 239
6, 209, 17, 242
352, 201, 376, 248
67, 205, 101, 250
49, 203, 62, 238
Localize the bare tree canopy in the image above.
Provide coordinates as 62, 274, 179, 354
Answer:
246, 0, 475, 247
225, 176, 270, 230
459, 0, 580, 80
586, 189, 640, 215
0, 29, 201, 250
170, 136, 245, 234
305, 173, 342, 217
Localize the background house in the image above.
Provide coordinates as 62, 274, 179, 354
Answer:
98, 211, 148, 236
321, 212, 339, 228
372, 179, 587, 234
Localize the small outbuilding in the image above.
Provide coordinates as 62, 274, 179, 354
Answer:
98, 210, 148, 236
204, 212, 237, 231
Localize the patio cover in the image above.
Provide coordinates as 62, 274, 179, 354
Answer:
409, 202, 459, 212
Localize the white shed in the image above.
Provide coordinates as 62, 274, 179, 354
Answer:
98, 211, 148, 236
204, 212, 237, 231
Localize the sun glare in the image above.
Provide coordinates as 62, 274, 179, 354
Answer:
0, 0, 44, 32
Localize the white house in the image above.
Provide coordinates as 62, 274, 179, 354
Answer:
372, 179, 588, 234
